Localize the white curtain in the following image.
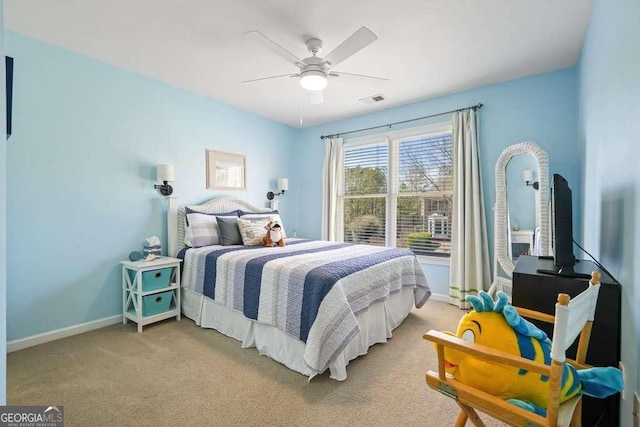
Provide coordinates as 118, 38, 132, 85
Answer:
449, 110, 490, 309
321, 138, 343, 241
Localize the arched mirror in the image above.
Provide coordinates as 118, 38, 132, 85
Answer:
490, 142, 550, 298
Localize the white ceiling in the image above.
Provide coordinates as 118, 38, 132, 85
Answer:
5, 0, 592, 128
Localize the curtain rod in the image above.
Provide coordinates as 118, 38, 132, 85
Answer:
319, 103, 484, 140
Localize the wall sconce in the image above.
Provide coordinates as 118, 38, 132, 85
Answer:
267, 178, 288, 210
154, 164, 174, 196
522, 169, 539, 190
267, 178, 288, 200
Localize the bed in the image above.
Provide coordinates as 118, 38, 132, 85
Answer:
167, 195, 431, 380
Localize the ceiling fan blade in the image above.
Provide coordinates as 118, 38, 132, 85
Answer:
330, 71, 389, 82
323, 26, 378, 69
245, 31, 305, 68
242, 73, 299, 84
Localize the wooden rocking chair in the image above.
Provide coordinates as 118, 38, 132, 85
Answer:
423, 271, 602, 427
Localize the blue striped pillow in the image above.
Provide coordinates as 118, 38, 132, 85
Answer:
184, 208, 239, 247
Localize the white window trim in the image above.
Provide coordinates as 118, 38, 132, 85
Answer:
341, 121, 453, 266
343, 122, 452, 148
416, 254, 451, 266
387, 138, 398, 247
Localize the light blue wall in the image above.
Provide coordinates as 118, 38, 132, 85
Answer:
1, 0, 7, 405
4, 31, 584, 343
292, 68, 580, 296
5, 33, 298, 341
578, 0, 640, 424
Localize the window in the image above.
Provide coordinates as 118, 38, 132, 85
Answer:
341, 123, 453, 258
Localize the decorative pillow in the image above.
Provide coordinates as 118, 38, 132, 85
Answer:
216, 216, 243, 246
184, 208, 238, 247
238, 210, 286, 237
237, 218, 270, 246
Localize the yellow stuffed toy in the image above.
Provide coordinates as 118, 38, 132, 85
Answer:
440, 291, 623, 416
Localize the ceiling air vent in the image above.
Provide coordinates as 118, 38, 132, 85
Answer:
359, 94, 387, 104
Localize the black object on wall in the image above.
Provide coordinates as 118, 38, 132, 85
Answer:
6, 56, 13, 139
513, 255, 621, 427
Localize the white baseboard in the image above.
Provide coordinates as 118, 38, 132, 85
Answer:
7, 315, 121, 353
7, 293, 451, 352
429, 292, 450, 302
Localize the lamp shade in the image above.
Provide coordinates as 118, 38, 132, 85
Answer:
157, 164, 175, 182
522, 169, 534, 182
300, 70, 328, 91
277, 178, 289, 192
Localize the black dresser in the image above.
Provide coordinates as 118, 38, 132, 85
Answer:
512, 256, 621, 427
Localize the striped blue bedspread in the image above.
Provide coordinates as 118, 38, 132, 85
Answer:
180, 238, 430, 372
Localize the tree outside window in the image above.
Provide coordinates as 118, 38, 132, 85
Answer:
341, 126, 453, 258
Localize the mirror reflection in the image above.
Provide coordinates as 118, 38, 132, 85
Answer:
506, 154, 538, 260
490, 141, 549, 300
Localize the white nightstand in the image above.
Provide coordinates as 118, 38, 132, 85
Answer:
510, 230, 534, 261
120, 257, 182, 332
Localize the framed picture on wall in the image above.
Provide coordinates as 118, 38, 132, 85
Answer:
206, 150, 246, 190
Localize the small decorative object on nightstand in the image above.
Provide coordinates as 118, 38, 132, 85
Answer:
120, 257, 182, 332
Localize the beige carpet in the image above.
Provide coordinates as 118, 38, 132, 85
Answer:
7, 299, 506, 426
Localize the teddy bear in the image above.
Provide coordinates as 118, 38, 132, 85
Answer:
263, 220, 285, 247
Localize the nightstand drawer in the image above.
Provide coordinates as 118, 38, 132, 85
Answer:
142, 291, 174, 316
511, 234, 531, 244
128, 267, 173, 291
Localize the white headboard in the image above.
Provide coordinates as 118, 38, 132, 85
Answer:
167, 195, 272, 256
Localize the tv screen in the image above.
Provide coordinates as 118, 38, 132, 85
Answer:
537, 173, 590, 279
552, 173, 575, 268
6, 56, 13, 138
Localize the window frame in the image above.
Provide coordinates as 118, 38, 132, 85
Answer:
341, 122, 453, 265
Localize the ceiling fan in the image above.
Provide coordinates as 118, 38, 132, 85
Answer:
243, 26, 388, 96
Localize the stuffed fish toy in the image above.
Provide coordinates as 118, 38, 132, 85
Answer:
440, 291, 623, 416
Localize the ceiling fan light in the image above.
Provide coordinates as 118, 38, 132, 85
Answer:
300, 70, 328, 91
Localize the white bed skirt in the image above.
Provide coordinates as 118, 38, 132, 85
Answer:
181, 286, 415, 381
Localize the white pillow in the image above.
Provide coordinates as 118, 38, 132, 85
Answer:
238, 210, 286, 237
237, 218, 270, 246
184, 208, 238, 247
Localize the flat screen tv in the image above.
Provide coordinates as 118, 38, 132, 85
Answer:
537, 173, 591, 279
6, 56, 13, 138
